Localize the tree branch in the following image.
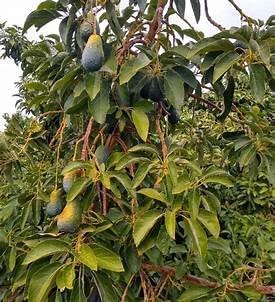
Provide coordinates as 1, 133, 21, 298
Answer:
142, 263, 275, 295
204, 0, 225, 31
81, 118, 94, 160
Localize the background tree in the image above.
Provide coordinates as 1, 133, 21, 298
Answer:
0, 0, 274, 301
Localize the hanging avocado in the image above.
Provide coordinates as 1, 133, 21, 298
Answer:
81, 34, 104, 72
80, 12, 100, 43
168, 106, 180, 125
57, 200, 82, 233
140, 75, 165, 102
46, 188, 65, 217
63, 171, 77, 193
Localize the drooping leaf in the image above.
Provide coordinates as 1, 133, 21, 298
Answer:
213, 51, 240, 83
218, 76, 235, 121
85, 72, 101, 100
131, 109, 149, 142
249, 64, 266, 102
133, 209, 163, 246
165, 210, 176, 239
164, 69, 185, 110
197, 209, 220, 238
190, 0, 201, 23
188, 189, 200, 220
174, 0, 186, 19
89, 77, 111, 124
22, 240, 70, 265
132, 163, 155, 188
62, 161, 94, 175
184, 218, 208, 258
94, 272, 119, 302
178, 285, 212, 302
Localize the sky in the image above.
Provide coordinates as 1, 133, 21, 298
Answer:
0, 0, 274, 130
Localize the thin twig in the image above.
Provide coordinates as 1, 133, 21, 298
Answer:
204, 0, 225, 31
227, 0, 251, 24
81, 118, 94, 160
121, 274, 135, 302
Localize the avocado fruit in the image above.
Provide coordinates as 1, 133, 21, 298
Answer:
80, 19, 100, 43
46, 188, 65, 217
57, 200, 82, 233
168, 106, 180, 125
63, 171, 77, 193
81, 34, 104, 72
140, 75, 165, 102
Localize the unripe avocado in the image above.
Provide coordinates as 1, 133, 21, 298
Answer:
81, 34, 104, 72
140, 75, 165, 102
168, 106, 180, 125
80, 20, 100, 43
46, 188, 65, 217
63, 171, 77, 193
57, 200, 82, 233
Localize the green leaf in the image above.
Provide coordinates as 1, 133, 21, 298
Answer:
56, 263, 75, 290
22, 239, 70, 265
198, 209, 220, 238
164, 69, 185, 110
85, 72, 101, 100
75, 244, 97, 271
175, 0, 185, 18
165, 210, 176, 239
187, 38, 234, 59
50, 66, 80, 96
115, 154, 149, 170
138, 188, 167, 203
184, 218, 208, 258
239, 144, 256, 168
62, 160, 94, 175
241, 286, 262, 300
91, 244, 124, 272
89, 77, 111, 124
106, 1, 123, 40
172, 175, 192, 194
132, 109, 149, 142
132, 162, 154, 188
28, 263, 63, 302
190, 0, 201, 23
128, 144, 159, 155
218, 76, 235, 121
179, 285, 212, 302
173, 66, 198, 88
119, 53, 151, 85
249, 64, 266, 102
110, 171, 132, 193
213, 51, 240, 83
137, 0, 147, 12
66, 178, 91, 202
188, 189, 200, 219
8, 247, 16, 272
133, 209, 163, 246
94, 272, 118, 302
201, 168, 234, 187
23, 9, 61, 33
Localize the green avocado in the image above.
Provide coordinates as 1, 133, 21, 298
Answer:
63, 171, 77, 193
140, 75, 165, 102
80, 20, 100, 43
46, 188, 65, 217
81, 34, 104, 72
57, 200, 82, 233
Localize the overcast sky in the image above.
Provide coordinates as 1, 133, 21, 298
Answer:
0, 0, 274, 130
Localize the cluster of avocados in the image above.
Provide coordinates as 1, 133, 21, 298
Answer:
46, 171, 82, 234
80, 12, 104, 72
139, 73, 181, 125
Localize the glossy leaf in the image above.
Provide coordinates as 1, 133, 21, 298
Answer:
190, 0, 201, 23
66, 178, 91, 202
132, 109, 149, 142
213, 51, 240, 82
198, 209, 220, 238
138, 188, 167, 203
76, 244, 97, 271
133, 209, 162, 246
249, 64, 266, 102
165, 210, 176, 239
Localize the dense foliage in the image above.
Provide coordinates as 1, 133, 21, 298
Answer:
0, 0, 274, 301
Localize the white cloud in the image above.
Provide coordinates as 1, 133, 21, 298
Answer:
0, 0, 273, 130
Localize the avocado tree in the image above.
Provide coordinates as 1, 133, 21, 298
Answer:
0, 0, 274, 301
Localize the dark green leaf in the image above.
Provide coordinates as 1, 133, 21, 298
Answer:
190, 0, 200, 23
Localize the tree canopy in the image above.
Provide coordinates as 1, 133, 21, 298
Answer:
0, 0, 274, 301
